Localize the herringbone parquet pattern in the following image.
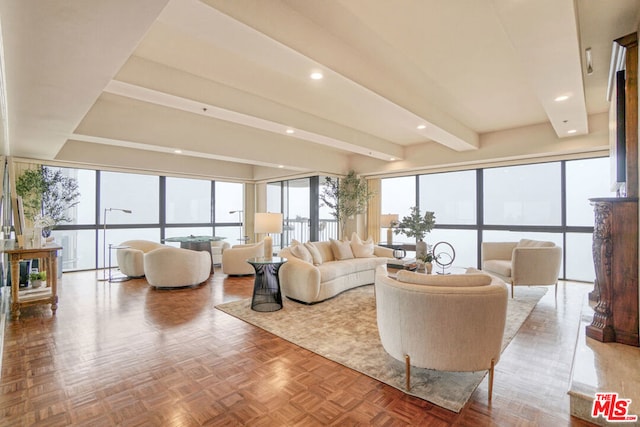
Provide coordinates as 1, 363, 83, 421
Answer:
0, 269, 595, 426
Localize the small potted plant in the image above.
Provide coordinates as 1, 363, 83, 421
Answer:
416, 251, 438, 274
394, 206, 436, 258
28, 271, 47, 289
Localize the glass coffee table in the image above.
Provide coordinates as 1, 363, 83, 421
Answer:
246, 257, 287, 312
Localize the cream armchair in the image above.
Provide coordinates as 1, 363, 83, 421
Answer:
211, 241, 230, 266
481, 239, 562, 298
222, 241, 265, 275
116, 240, 165, 278
375, 266, 508, 401
144, 246, 211, 288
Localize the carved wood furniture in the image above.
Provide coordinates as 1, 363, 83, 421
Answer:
586, 198, 639, 346
7, 242, 62, 320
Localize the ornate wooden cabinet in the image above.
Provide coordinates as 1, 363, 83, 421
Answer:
586, 198, 639, 346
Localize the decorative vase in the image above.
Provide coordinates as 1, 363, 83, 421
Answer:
31, 279, 43, 289
416, 260, 426, 273
42, 228, 51, 238
425, 262, 433, 274
416, 239, 428, 260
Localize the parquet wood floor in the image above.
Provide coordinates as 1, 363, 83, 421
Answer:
0, 269, 598, 426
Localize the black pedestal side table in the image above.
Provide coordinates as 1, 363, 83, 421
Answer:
247, 257, 287, 312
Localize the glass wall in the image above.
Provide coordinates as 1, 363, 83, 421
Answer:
382, 157, 615, 282
381, 176, 415, 243
40, 166, 244, 272
484, 163, 562, 226
267, 176, 338, 249
166, 177, 211, 224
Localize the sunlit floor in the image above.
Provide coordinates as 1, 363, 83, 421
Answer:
0, 269, 617, 425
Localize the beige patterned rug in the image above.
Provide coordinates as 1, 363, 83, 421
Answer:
215, 284, 546, 413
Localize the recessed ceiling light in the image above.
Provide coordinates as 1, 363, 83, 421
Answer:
390, 157, 396, 161
554, 95, 570, 102
285, 128, 295, 134
174, 149, 182, 154
278, 165, 284, 168
417, 124, 426, 130
567, 129, 577, 134
310, 72, 323, 80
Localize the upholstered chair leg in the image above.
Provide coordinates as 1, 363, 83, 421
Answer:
488, 358, 495, 402
511, 281, 514, 298
405, 354, 411, 391
555, 282, 558, 298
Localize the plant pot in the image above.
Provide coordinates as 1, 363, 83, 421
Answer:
31, 279, 43, 289
416, 240, 428, 259
425, 262, 433, 274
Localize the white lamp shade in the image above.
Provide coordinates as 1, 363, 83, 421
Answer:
380, 214, 399, 228
254, 212, 283, 234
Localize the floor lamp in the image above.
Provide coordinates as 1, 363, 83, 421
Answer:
255, 212, 283, 259
229, 210, 245, 242
99, 208, 132, 281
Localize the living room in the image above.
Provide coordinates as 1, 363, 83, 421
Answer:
0, 0, 639, 425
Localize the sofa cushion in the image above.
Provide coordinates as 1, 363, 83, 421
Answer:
289, 243, 313, 264
330, 238, 354, 260
318, 258, 386, 282
304, 241, 323, 265
482, 259, 512, 277
395, 270, 492, 287
517, 239, 555, 248
350, 233, 375, 258
313, 241, 335, 263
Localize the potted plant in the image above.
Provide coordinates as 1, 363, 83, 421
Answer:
394, 206, 436, 259
28, 271, 47, 289
16, 165, 80, 236
416, 250, 438, 274
320, 170, 375, 239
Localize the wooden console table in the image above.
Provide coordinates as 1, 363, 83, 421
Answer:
6, 242, 62, 320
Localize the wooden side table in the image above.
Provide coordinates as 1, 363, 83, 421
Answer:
6, 243, 62, 320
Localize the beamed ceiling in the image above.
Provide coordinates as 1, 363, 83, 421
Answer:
0, 0, 639, 181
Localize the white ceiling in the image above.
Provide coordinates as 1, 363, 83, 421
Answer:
0, 0, 639, 180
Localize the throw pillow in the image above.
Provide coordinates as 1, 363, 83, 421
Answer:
330, 238, 354, 260
304, 241, 323, 265
350, 232, 374, 258
289, 244, 313, 263
395, 270, 491, 287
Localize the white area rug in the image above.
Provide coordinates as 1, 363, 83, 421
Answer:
216, 284, 546, 413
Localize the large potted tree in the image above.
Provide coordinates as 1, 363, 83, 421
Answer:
16, 165, 80, 237
320, 170, 374, 239
394, 206, 436, 260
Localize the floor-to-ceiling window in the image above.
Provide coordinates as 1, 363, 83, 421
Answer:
419, 170, 477, 269
50, 168, 96, 271
381, 156, 615, 282
214, 181, 245, 244
267, 176, 337, 248
44, 166, 244, 272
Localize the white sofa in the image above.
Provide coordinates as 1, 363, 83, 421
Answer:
222, 241, 265, 275
481, 239, 562, 297
144, 246, 212, 288
374, 265, 508, 399
278, 235, 394, 304
116, 240, 165, 277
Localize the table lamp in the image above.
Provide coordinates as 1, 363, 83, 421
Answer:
255, 212, 283, 259
380, 214, 399, 245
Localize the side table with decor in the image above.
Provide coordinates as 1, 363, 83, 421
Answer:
5, 241, 62, 320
